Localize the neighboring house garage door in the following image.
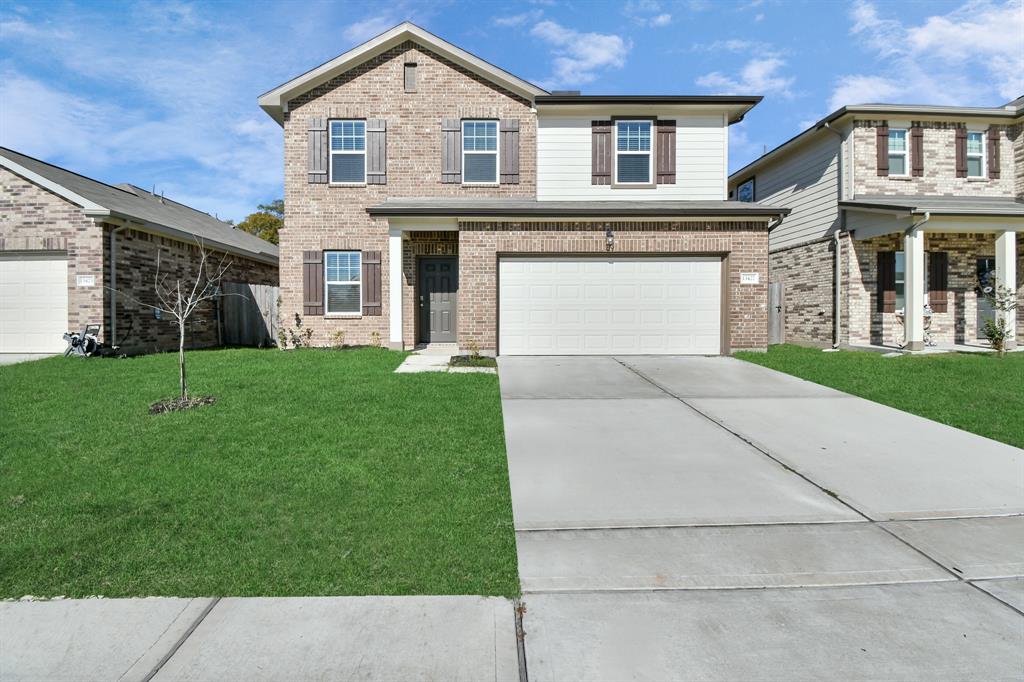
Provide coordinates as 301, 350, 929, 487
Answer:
0, 254, 69, 354
499, 256, 721, 355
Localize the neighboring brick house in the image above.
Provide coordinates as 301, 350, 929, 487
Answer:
259, 23, 788, 356
728, 100, 1023, 350
0, 147, 279, 356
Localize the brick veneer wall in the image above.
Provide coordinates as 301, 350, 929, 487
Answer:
0, 167, 104, 334
457, 221, 770, 353
852, 121, 1016, 197
1012, 124, 1024, 200
768, 234, 850, 346
281, 40, 536, 347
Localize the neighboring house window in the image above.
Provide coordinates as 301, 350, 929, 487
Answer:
330, 120, 366, 183
462, 120, 498, 184
966, 131, 985, 178
325, 251, 361, 314
736, 178, 755, 202
616, 120, 652, 184
887, 129, 908, 176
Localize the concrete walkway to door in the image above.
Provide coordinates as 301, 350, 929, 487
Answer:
498, 356, 1024, 681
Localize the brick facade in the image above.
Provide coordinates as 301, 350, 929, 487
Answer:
852, 121, 1016, 197
1, 167, 277, 355
769, 234, 850, 346
281, 40, 536, 347
458, 221, 770, 353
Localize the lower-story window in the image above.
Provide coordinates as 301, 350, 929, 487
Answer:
325, 251, 361, 314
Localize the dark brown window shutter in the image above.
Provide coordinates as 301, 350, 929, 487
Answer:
308, 118, 328, 184
955, 127, 967, 177
303, 250, 324, 315
499, 119, 520, 184
656, 120, 676, 184
911, 126, 924, 177
875, 125, 889, 177
361, 250, 382, 316
927, 251, 948, 313
877, 251, 896, 313
987, 127, 1000, 179
366, 119, 387, 185
441, 118, 462, 183
591, 120, 612, 185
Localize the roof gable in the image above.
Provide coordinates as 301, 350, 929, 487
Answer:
258, 22, 548, 125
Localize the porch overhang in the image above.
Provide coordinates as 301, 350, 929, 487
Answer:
841, 196, 1024, 241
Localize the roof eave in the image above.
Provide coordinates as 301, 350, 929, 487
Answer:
535, 95, 762, 124
101, 211, 279, 264
367, 205, 790, 218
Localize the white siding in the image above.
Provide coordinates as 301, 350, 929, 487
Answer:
536, 114, 727, 201
746, 132, 841, 250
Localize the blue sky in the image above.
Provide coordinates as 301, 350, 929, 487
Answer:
1, 0, 1021, 222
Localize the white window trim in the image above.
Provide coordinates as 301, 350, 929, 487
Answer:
328, 119, 367, 186
888, 128, 909, 178
324, 250, 362, 316
614, 119, 655, 186
461, 120, 499, 186
966, 130, 986, 179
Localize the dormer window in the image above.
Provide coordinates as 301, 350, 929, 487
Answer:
887, 129, 908, 177
966, 131, 985, 178
615, 120, 652, 184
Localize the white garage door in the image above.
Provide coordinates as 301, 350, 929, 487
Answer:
499, 257, 722, 355
0, 254, 69, 353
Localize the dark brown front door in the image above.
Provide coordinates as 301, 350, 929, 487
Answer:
418, 257, 458, 344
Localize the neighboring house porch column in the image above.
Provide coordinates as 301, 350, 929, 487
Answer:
389, 227, 404, 350
995, 230, 1017, 350
904, 229, 926, 351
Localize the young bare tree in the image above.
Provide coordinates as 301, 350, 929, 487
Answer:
111, 239, 232, 400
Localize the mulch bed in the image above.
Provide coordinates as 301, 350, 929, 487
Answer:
449, 355, 498, 368
149, 395, 216, 415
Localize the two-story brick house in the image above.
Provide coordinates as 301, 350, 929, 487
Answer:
728, 100, 1023, 351
259, 23, 788, 355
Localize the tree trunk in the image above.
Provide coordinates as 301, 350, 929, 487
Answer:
179, 320, 187, 400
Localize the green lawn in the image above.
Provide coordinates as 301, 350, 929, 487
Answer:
737, 345, 1024, 449
0, 348, 518, 598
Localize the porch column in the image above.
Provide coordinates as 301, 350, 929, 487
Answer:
904, 229, 926, 351
995, 231, 1017, 350
388, 228, 404, 350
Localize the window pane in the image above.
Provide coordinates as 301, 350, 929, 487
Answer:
464, 153, 497, 182
889, 154, 906, 176
331, 153, 365, 182
617, 154, 650, 183
617, 121, 651, 152
326, 251, 361, 283
966, 132, 983, 155
330, 120, 365, 151
327, 283, 360, 314
895, 251, 905, 310
888, 130, 906, 153
967, 157, 982, 177
463, 121, 497, 151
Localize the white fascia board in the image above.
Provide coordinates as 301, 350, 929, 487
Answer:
0, 157, 107, 213
258, 23, 547, 125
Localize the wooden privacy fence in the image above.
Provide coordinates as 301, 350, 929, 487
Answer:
220, 282, 279, 347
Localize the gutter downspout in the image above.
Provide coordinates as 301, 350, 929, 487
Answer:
108, 224, 128, 345
824, 121, 844, 349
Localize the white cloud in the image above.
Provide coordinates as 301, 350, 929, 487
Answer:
530, 20, 631, 88
837, 0, 1024, 104
691, 39, 773, 53
342, 14, 397, 45
697, 57, 795, 97
494, 10, 543, 27
651, 13, 672, 27
624, 1, 672, 27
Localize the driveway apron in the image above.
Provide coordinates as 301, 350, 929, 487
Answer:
499, 355, 1024, 681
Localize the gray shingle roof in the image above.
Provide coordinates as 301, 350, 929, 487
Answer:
368, 197, 790, 218
0, 147, 278, 263
840, 195, 1024, 216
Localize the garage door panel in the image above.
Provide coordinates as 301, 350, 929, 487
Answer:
0, 255, 69, 353
500, 257, 721, 356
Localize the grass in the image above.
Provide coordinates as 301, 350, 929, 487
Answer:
0, 348, 518, 598
736, 344, 1024, 449
449, 355, 498, 368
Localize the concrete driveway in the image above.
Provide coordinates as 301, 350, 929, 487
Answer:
499, 356, 1024, 681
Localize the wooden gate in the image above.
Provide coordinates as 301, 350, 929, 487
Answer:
768, 282, 785, 345
220, 282, 279, 347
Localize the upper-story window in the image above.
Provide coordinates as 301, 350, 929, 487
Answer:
966, 131, 985, 178
736, 178, 755, 202
330, 120, 366, 184
616, 120, 652, 184
887, 129, 908, 176
462, 120, 498, 184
